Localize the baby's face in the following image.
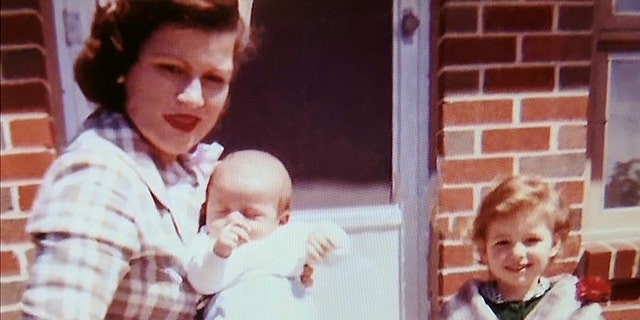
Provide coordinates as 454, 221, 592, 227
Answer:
205, 171, 286, 241
480, 215, 559, 299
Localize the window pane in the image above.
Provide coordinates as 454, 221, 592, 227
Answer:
603, 52, 640, 208
214, 0, 393, 209
615, 0, 640, 14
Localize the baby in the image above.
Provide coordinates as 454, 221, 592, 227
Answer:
187, 150, 350, 320
440, 175, 604, 320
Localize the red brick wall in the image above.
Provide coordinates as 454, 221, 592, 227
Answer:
432, 1, 639, 319
0, 1, 59, 319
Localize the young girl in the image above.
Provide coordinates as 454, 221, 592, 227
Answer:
440, 175, 604, 320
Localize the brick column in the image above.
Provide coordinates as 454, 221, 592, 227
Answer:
0, 1, 60, 319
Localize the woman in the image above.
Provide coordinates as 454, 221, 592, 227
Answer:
21, 0, 254, 318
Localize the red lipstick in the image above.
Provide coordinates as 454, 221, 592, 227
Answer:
163, 114, 200, 132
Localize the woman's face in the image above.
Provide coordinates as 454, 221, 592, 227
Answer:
124, 25, 237, 161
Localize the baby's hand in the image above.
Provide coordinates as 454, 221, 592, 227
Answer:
307, 229, 338, 264
306, 222, 351, 266
213, 221, 250, 258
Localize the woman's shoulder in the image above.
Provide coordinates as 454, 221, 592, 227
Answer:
29, 130, 152, 225
42, 130, 139, 187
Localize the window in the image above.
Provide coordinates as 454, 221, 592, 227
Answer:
584, 0, 640, 242
602, 52, 640, 210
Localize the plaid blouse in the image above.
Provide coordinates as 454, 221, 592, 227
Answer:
21, 111, 216, 319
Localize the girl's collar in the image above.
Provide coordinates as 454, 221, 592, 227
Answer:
479, 277, 551, 304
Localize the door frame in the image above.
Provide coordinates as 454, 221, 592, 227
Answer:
393, 0, 432, 318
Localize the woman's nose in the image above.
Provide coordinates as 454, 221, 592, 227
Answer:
177, 78, 205, 108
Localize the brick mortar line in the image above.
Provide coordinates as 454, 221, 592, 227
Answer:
439, 264, 487, 275
434, 210, 476, 217
602, 303, 640, 311
0, 179, 43, 188
471, 128, 481, 155
2, 146, 56, 155
440, 61, 591, 72
0, 43, 46, 52
441, 177, 587, 189
0, 113, 51, 122
4, 184, 20, 215
551, 2, 559, 32
512, 99, 521, 124
511, 156, 522, 176
441, 91, 589, 102
441, 149, 587, 161
442, 121, 589, 132
0, 117, 13, 149
440, 239, 472, 246
440, 30, 593, 38
0, 9, 42, 17
0, 210, 31, 219
0, 78, 51, 87
438, 61, 590, 76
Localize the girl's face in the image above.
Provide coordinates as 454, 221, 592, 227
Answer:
480, 215, 560, 300
124, 25, 238, 162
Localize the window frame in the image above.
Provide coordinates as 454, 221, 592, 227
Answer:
584, 0, 640, 242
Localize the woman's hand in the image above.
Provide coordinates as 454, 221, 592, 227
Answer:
213, 221, 250, 258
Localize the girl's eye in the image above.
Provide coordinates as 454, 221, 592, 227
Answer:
495, 240, 510, 246
524, 237, 542, 245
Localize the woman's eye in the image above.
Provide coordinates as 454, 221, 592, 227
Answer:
157, 63, 184, 75
495, 240, 510, 246
202, 74, 226, 85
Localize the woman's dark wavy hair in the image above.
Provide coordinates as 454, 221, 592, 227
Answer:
74, 0, 253, 112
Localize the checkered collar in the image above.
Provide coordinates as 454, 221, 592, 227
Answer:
81, 110, 198, 188
479, 277, 551, 303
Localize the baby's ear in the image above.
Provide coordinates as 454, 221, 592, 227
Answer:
279, 210, 291, 225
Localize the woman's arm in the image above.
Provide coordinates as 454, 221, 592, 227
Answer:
21, 158, 140, 319
186, 232, 229, 294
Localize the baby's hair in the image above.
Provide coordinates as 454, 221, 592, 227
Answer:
207, 149, 292, 215
471, 175, 572, 249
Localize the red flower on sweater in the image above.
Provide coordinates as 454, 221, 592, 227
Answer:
576, 275, 611, 303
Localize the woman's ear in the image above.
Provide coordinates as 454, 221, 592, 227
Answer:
549, 237, 561, 258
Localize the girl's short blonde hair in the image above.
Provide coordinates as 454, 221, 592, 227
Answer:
471, 175, 572, 248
